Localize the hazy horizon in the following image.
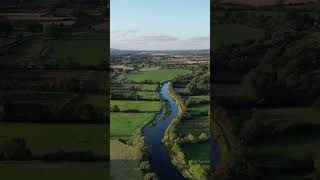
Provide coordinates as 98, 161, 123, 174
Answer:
111, 0, 210, 50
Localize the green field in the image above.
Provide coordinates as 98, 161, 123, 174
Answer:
110, 113, 154, 139
181, 142, 210, 167
110, 140, 143, 180
127, 69, 192, 83
188, 95, 210, 104
1, 39, 42, 66
212, 24, 264, 49
140, 84, 159, 91
111, 100, 161, 112
188, 104, 209, 116
74, 94, 107, 108
0, 162, 108, 180
0, 123, 107, 157
51, 39, 107, 65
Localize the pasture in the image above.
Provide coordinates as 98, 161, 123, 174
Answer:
50, 39, 107, 65
181, 142, 210, 167
110, 100, 161, 112
212, 24, 264, 49
0, 123, 107, 157
110, 140, 143, 180
110, 113, 155, 139
127, 69, 192, 83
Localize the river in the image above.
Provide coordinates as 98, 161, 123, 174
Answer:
142, 82, 185, 180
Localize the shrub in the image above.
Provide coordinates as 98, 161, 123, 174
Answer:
144, 173, 158, 180
110, 105, 120, 112
0, 138, 31, 160
140, 161, 152, 172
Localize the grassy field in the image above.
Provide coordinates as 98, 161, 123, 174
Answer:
50, 39, 107, 65
111, 100, 161, 112
188, 95, 210, 104
74, 94, 107, 108
110, 113, 155, 139
188, 104, 209, 116
110, 140, 143, 180
0, 162, 108, 180
181, 142, 210, 167
0, 123, 107, 157
1, 39, 42, 66
212, 24, 264, 49
127, 69, 192, 83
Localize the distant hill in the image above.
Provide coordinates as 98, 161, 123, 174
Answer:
214, 0, 318, 7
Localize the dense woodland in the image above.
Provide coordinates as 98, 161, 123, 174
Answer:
211, 1, 320, 180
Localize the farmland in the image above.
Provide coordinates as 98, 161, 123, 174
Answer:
211, 2, 320, 179
127, 69, 192, 83
110, 113, 155, 139
50, 38, 107, 65
110, 49, 209, 179
0, 1, 108, 179
0, 123, 107, 157
212, 24, 264, 49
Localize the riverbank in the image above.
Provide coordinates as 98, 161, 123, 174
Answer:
142, 82, 185, 180
163, 84, 208, 180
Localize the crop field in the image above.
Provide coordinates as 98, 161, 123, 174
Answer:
181, 142, 210, 167
212, 24, 264, 49
178, 116, 209, 137
110, 113, 155, 139
127, 69, 192, 83
50, 39, 107, 65
188, 95, 210, 104
0, 162, 108, 180
111, 100, 161, 112
110, 140, 143, 180
0, 123, 107, 157
188, 104, 209, 116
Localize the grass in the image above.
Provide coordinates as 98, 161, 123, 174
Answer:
127, 69, 192, 83
188, 95, 210, 104
212, 24, 264, 49
50, 39, 107, 65
181, 142, 210, 167
74, 94, 107, 108
137, 91, 159, 100
1, 39, 42, 66
178, 116, 209, 136
110, 113, 154, 139
0, 123, 107, 157
110, 140, 143, 180
140, 84, 159, 91
0, 162, 108, 180
111, 100, 161, 112
258, 107, 320, 130
188, 104, 209, 116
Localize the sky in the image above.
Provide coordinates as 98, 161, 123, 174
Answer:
111, 0, 210, 50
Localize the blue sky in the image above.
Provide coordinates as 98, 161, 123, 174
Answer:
111, 0, 210, 50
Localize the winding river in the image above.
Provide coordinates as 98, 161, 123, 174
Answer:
142, 82, 185, 180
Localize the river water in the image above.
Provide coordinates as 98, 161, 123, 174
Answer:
142, 82, 185, 180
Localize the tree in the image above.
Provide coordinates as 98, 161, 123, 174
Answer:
110, 105, 120, 112
0, 138, 31, 160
